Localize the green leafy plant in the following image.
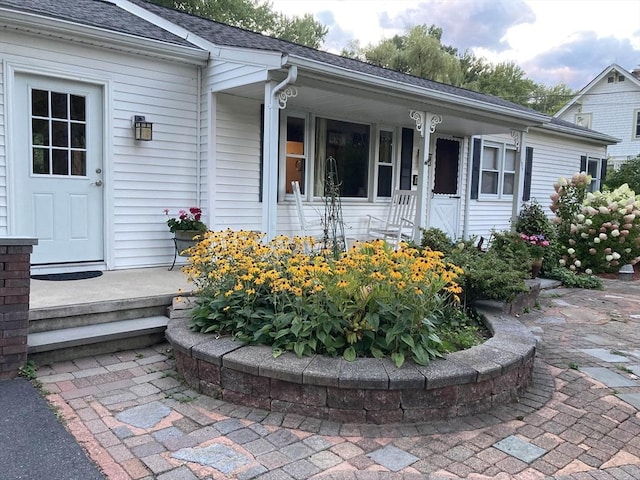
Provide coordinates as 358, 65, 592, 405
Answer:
18, 360, 38, 380
420, 227, 454, 254
185, 230, 466, 367
544, 267, 602, 289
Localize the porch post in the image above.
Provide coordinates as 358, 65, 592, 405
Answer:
262, 81, 279, 239
262, 68, 298, 240
511, 129, 526, 229
409, 110, 442, 244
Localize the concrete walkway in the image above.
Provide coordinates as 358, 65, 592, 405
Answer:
26, 279, 640, 478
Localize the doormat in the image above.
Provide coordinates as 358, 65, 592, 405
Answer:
31, 271, 103, 281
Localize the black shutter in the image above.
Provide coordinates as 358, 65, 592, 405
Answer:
400, 128, 413, 190
580, 155, 587, 173
470, 138, 482, 199
259, 104, 264, 202
522, 147, 533, 201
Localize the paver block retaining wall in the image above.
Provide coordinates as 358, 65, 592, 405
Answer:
167, 299, 536, 424
0, 238, 37, 380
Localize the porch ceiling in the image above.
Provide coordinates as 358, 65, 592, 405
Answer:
221, 74, 537, 137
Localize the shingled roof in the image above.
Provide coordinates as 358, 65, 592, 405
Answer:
125, 0, 545, 119
0, 0, 196, 47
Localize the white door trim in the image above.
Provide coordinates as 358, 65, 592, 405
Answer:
5, 61, 114, 268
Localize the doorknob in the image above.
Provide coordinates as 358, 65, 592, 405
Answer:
91, 180, 103, 187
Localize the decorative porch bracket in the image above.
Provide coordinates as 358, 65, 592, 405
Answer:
277, 86, 298, 109
409, 110, 442, 243
510, 129, 522, 152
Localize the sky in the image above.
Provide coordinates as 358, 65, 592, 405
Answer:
270, 0, 640, 90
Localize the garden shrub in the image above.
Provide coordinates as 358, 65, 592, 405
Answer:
604, 154, 640, 194
420, 227, 454, 255
183, 230, 465, 366
551, 174, 640, 273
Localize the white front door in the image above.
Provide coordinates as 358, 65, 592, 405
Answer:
13, 74, 104, 265
429, 137, 461, 240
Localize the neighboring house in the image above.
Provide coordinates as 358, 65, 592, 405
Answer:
0, 0, 618, 273
555, 64, 640, 176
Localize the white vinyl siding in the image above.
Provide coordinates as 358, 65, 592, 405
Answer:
213, 94, 262, 231
556, 72, 640, 166
1, 30, 201, 269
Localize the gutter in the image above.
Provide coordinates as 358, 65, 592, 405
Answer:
0, 7, 209, 66
535, 123, 620, 145
286, 55, 550, 126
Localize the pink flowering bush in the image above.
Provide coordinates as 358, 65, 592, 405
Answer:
551, 175, 640, 273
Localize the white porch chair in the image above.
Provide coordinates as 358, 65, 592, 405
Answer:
366, 189, 417, 247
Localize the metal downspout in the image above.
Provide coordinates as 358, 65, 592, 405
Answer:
196, 66, 202, 208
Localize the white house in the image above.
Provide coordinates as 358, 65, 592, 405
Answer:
555, 64, 640, 174
0, 0, 618, 273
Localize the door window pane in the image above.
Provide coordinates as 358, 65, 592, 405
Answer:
32, 119, 49, 145
52, 149, 69, 175
51, 92, 68, 119
70, 95, 86, 121
71, 123, 86, 148
32, 90, 48, 117
33, 148, 50, 174
71, 151, 87, 176
31, 88, 88, 177
52, 121, 68, 147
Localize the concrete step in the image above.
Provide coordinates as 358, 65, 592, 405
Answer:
29, 295, 175, 334
28, 316, 169, 365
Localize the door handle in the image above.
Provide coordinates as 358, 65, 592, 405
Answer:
91, 180, 103, 187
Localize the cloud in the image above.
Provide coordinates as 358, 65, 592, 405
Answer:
523, 32, 640, 88
317, 10, 358, 52
379, 0, 535, 52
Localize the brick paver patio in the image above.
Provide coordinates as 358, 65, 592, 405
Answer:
36, 279, 640, 479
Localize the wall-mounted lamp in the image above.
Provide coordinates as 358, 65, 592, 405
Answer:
132, 115, 153, 141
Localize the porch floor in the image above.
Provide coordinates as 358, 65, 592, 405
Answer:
29, 267, 193, 310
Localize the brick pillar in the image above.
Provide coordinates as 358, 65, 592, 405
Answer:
0, 238, 38, 380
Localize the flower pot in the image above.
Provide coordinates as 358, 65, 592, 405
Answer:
531, 258, 543, 279
174, 230, 203, 256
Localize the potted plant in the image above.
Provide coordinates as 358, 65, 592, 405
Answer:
519, 233, 550, 278
164, 207, 207, 255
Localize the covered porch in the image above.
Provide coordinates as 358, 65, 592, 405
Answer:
210, 59, 548, 243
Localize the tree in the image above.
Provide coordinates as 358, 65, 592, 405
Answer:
528, 83, 575, 115
147, 0, 327, 48
355, 25, 464, 85
604, 154, 640, 194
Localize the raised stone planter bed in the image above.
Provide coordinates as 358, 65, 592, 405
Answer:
167, 299, 537, 424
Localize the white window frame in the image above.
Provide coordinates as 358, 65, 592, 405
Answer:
586, 156, 604, 192
280, 112, 308, 198
575, 113, 592, 129
281, 113, 398, 202
479, 141, 517, 199
374, 126, 396, 199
